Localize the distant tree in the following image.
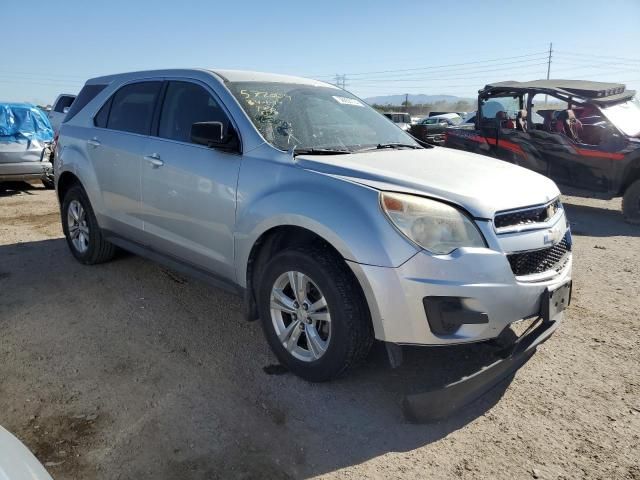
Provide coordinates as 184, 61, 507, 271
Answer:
454, 100, 473, 112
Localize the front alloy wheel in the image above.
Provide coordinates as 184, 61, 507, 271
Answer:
270, 271, 332, 362
258, 247, 373, 382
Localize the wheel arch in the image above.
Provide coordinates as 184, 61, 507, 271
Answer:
56, 170, 83, 204
621, 156, 640, 194
242, 224, 367, 324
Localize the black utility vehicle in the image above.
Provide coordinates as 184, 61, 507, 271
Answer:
445, 80, 640, 222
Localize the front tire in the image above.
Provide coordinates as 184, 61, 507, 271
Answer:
258, 246, 373, 382
61, 185, 116, 264
622, 179, 640, 224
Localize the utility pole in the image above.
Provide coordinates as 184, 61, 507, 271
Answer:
405, 93, 409, 109
334, 74, 347, 89
545, 42, 553, 105
546, 42, 553, 81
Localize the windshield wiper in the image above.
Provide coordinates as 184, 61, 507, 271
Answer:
375, 143, 422, 149
293, 147, 352, 156
356, 143, 422, 152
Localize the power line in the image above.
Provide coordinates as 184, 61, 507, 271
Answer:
555, 51, 640, 64
346, 63, 549, 83
0, 78, 83, 88
0, 71, 88, 81
310, 51, 549, 78
552, 56, 640, 69
341, 57, 550, 82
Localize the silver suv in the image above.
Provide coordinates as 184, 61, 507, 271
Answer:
55, 69, 572, 385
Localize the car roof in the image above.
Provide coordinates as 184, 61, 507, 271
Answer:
481, 79, 635, 104
0, 102, 37, 108
430, 113, 460, 119
211, 69, 338, 88
86, 68, 337, 89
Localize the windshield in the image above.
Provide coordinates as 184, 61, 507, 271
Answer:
226, 81, 417, 151
601, 97, 640, 137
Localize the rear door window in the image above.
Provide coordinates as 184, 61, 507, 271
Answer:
107, 82, 162, 135
157, 81, 231, 143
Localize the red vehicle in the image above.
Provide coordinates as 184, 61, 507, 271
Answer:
445, 80, 640, 223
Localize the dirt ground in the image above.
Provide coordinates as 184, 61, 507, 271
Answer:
0, 181, 638, 480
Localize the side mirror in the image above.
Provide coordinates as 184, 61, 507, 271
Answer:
191, 121, 241, 152
191, 121, 226, 147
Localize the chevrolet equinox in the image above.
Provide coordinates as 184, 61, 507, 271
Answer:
55, 69, 573, 383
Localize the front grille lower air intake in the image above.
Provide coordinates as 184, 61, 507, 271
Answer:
507, 231, 571, 276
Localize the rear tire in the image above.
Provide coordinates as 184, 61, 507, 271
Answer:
257, 246, 373, 382
622, 179, 640, 224
42, 178, 55, 190
61, 185, 116, 264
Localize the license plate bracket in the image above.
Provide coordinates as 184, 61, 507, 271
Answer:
542, 280, 572, 322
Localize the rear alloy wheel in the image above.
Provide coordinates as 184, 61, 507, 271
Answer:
258, 247, 373, 382
61, 185, 116, 264
67, 200, 90, 254
622, 179, 640, 224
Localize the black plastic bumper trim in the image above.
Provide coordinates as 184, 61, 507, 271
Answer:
423, 296, 489, 335
402, 316, 560, 423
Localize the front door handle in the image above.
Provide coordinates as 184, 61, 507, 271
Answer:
144, 154, 164, 168
87, 138, 101, 148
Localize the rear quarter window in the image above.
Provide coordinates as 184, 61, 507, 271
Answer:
64, 85, 106, 122
54, 95, 75, 113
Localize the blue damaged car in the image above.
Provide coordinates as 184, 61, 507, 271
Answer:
0, 103, 55, 188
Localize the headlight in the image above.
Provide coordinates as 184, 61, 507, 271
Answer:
381, 192, 485, 254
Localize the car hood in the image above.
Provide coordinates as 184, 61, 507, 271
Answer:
0, 426, 52, 480
296, 147, 560, 218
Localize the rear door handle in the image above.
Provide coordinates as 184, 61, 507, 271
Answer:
144, 153, 164, 168
87, 138, 101, 148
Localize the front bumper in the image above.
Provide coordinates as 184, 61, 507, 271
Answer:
403, 309, 562, 422
348, 242, 572, 346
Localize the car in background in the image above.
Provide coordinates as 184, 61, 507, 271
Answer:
410, 113, 462, 145
47, 94, 76, 133
428, 111, 456, 118
0, 425, 52, 480
382, 111, 411, 131
0, 102, 55, 188
444, 80, 640, 223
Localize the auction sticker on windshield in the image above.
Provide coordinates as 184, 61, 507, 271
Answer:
332, 96, 364, 107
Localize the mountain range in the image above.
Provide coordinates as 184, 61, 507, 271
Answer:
364, 94, 473, 105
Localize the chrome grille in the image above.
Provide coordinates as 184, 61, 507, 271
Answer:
495, 199, 561, 230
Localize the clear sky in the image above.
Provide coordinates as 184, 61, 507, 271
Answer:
2, 0, 639, 105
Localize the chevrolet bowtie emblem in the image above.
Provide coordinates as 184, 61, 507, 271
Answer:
543, 226, 563, 245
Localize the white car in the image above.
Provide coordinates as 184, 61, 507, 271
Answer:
47, 94, 76, 133
0, 426, 52, 480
